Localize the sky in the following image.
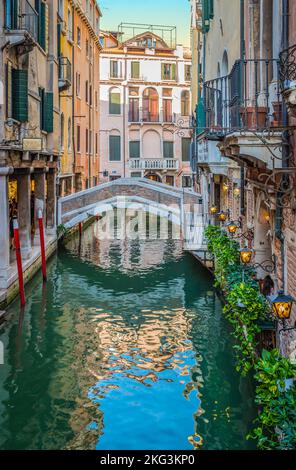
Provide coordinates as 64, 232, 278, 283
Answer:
99, 0, 191, 46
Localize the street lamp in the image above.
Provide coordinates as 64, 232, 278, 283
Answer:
240, 246, 253, 265
272, 291, 296, 321
218, 211, 227, 222
271, 291, 296, 334
227, 220, 239, 235
209, 205, 218, 216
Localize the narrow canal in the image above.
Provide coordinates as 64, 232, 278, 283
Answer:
0, 214, 256, 450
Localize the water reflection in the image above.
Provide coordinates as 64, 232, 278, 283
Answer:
0, 213, 255, 450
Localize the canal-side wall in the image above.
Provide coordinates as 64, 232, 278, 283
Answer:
0, 237, 57, 310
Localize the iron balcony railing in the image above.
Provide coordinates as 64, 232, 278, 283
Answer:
5, 0, 38, 41
58, 57, 72, 89
142, 112, 160, 123
129, 159, 179, 170
128, 110, 140, 122
279, 44, 296, 91
203, 58, 282, 134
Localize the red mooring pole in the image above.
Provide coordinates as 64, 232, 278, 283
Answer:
13, 218, 25, 307
38, 209, 47, 282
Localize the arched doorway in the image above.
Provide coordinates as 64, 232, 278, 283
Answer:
143, 88, 159, 122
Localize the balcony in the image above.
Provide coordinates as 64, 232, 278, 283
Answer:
202, 58, 283, 169
58, 57, 72, 91
4, 0, 38, 53
279, 44, 296, 118
142, 112, 160, 123
128, 111, 140, 123
129, 159, 179, 171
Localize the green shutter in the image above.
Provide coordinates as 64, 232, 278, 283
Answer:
110, 136, 121, 161
182, 138, 191, 162
131, 62, 140, 79
12, 69, 28, 122
161, 63, 165, 80
43, 92, 53, 132
171, 64, 176, 80
129, 141, 140, 158
40, 2, 48, 51
163, 141, 173, 159
202, 0, 210, 33
109, 92, 120, 114
209, 0, 214, 19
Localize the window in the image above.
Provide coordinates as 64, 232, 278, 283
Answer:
85, 80, 88, 102
182, 175, 192, 188
110, 60, 121, 78
131, 61, 140, 79
163, 98, 172, 122
89, 84, 92, 106
95, 91, 98, 109
77, 26, 81, 46
129, 98, 139, 122
34, 1, 49, 52
77, 125, 80, 152
95, 133, 98, 154
86, 129, 89, 153
86, 39, 89, 58
163, 141, 174, 159
181, 90, 190, 116
60, 113, 64, 148
109, 89, 120, 114
5, 62, 12, 118
182, 138, 191, 162
76, 72, 80, 96
58, 0, 64, 18
129, 141, 140, 159
89, 130, 92, 154
161, 63, 176, 81
109, 135, 121, 161
68, 118, 71, 150
165, 175, 174, 186
67, 8, 72, 41
185, 65, 191, 81
142, 88, 159, 122
96, 18, 99, 35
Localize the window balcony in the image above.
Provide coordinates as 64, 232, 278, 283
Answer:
128, 111, 140, 123
142, 112, 160, 123
129, 159, 179, 171
5, 0, 38, 52
201, 58, 283, 170
58, 57, 72, 91
204, 58, 282, 134
279, 44, 296, 118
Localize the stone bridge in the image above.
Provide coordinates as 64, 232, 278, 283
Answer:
58, 178, 205, 250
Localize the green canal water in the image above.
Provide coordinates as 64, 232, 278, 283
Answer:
0, 217, 256, 450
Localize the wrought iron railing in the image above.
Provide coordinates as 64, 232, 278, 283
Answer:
142, 112, 160, 123
128, 110, 140, 122
279, 44, 296, 91
5, 0, 38, 41
58, 57, 72, 86
203, 58, 282, 133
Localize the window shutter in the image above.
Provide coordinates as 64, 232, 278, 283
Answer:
131, 62, 140, 79
110, 136, 121, 161
163, 141, 173, 159
43, 92, 54, 132
202, 0, 210, 33
171, 64, 176, 80
12, 69, 28, 122
161, 63, 165, 80
209, 0, 214, 19
6, 63, 12, 118
109, 92, 120, 114
40, 2, 49, 52
5, 0, 13, 29
129, 141, 140, 159
182, 138, 191, 162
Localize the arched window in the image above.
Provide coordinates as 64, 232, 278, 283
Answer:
181, 90, 190, 116
60, 113, 64, 149
109, 88, 121, 114
143, 88, 159, 122
221, 50, 228, 76
68, 118, 71, 150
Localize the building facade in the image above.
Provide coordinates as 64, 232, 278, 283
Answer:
193, 0, 296, 359
0, 0, 60, 305
99, 24, 193, 188
58, 0, 101, 195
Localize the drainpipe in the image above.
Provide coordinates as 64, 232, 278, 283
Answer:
240, 0, 245, 59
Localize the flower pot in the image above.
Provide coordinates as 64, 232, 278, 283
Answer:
240, 106, 268, 129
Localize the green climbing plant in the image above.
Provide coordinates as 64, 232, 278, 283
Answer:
248, 349, 296, 449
